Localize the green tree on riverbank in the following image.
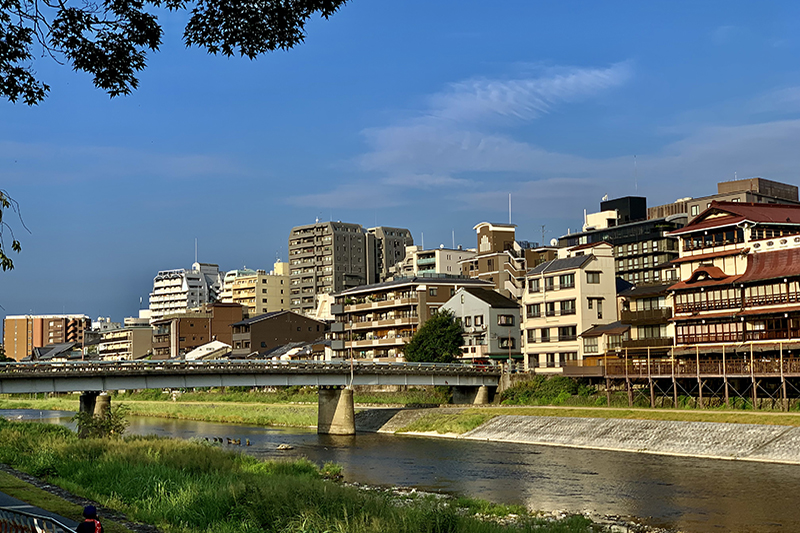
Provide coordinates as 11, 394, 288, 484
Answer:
403, 310, 463, 364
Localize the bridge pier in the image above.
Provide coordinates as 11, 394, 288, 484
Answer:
79, 392, 99, 415
94, 393, 111, 417
318, 387, 355, 435
453, 385, 492, 405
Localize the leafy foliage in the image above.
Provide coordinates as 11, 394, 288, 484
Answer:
1, 0, 348, 104
500, 376, 596, 405
0, 189, 25, 271
72, 404, 130, 438
403, 309, 464, 364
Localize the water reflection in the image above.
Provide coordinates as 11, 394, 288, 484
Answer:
9, 410, 800, 533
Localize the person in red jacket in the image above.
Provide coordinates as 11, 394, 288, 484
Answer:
77, 506, 103, 533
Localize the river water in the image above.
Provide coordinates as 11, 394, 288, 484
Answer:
3, 409, 798, 532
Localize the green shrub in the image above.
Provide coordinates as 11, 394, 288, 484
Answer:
500, 376, 597, 405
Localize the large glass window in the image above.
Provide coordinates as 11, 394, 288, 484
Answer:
559, 273, 575, 288
583, 337, 599, 354
587, 272, 601, 284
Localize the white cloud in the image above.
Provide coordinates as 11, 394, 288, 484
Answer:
426, 62, 632, 124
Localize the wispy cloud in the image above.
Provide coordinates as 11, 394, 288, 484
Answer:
426, 62, 632, 124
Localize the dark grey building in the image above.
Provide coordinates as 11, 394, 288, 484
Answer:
288, 222, 413, 316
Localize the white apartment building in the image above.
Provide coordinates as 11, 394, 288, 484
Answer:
148, 262, 223, 323
522, 242, 617, 370
390, 245, 476, 278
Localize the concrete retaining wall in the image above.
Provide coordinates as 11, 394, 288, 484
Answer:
461, 415, 800, 464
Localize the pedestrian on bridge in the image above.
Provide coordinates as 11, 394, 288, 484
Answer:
77, 506, 104, 533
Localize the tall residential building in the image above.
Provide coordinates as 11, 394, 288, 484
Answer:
148, 262, 223, 323
366, 226, 414, 282
97, 326, 153, 361
390, 245, 476, 279
558, 196, 686, 286
3, 314, 91, 361
648, 177, 800, 220
221, 261, 289, 318
521, 242, 617, 370
330, 276, 493, 361
288, 222, 413, 316
459, 222, 556, 301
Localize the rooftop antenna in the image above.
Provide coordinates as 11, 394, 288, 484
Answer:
541, 225, 547, 246
634, 155, 638, 193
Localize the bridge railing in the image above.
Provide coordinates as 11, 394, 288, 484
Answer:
0, 359, 502, 376
0, 506, 75, 533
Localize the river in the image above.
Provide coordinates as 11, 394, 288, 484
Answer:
3, 409, 798, 532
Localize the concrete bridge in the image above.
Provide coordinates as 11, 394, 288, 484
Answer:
0, 360, 501, 434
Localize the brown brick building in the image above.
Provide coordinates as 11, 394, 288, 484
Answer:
2, 314, 91, 361
230, 311, 327, 357
151, 303, 244, 359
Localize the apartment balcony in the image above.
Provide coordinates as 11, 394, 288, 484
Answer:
331, 322, 345, 333
331, 304, 344, 315
345, 296, 418, 311
348, 337, 407, 348
347, 316, 418, 330
674, 299, 741, 314
416, 257, 436, 266
621, 337, 674, 349
620, 307, 672, 324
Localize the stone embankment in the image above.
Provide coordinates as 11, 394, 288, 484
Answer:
356, 408, 800, 465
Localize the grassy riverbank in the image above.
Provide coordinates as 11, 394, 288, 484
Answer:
0, 419, 600, 533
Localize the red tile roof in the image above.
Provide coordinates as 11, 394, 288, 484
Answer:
736, 248, 800, 283
670, 201, 800, 236
668, 265, 740, 291
738, 304, 800, 317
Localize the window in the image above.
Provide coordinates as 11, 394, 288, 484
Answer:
429, 287, 438, 296
541, 328, 550, 343
691, 205, 699, 217
559, 273, 575, 288
561, 299, 576, 315
587, 298, 593, 309
546, 302, 556, 317
450, 288, 456, 296
499, 337, 515, 349
528, 279, 540, 293
526, 304, 541, 318
597, 300, 603, 319
587, 272, 600, 284
474, 315, 484, 326
498, 315, 515, 326
261, 341, 267, 348
526, 329, 536, 343
464, 316, 472, 327
545, 277, 555, 291
583, 337, 598, 354
558, 326, 577, 342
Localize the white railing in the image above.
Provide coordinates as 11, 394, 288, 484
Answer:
0, 507, 75, 533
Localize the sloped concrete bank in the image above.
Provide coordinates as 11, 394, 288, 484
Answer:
358, 409, 800, 465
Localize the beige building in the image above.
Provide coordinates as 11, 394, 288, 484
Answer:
330, 277, 493, 361
648, 177, 799, 220
522, 242, 617, 370
3, 314, 91, 361
460, 222, 557, 301
390, 245, 476, 278
222, 261, 289, 318
97, 326, 153, 360
148, 262, 223, 323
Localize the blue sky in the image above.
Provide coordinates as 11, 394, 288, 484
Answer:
3, 0, 800, 322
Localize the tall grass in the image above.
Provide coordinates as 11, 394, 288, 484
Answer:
0, 419, 600, 533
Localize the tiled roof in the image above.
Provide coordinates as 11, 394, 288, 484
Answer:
618, 283, 673, 298
581, 321, 630, 337
528, 255, 592, 276
671, 201, 800, 235
669, 265, 740, 291
461, 287, 519, 309
736, 248, 800, 284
